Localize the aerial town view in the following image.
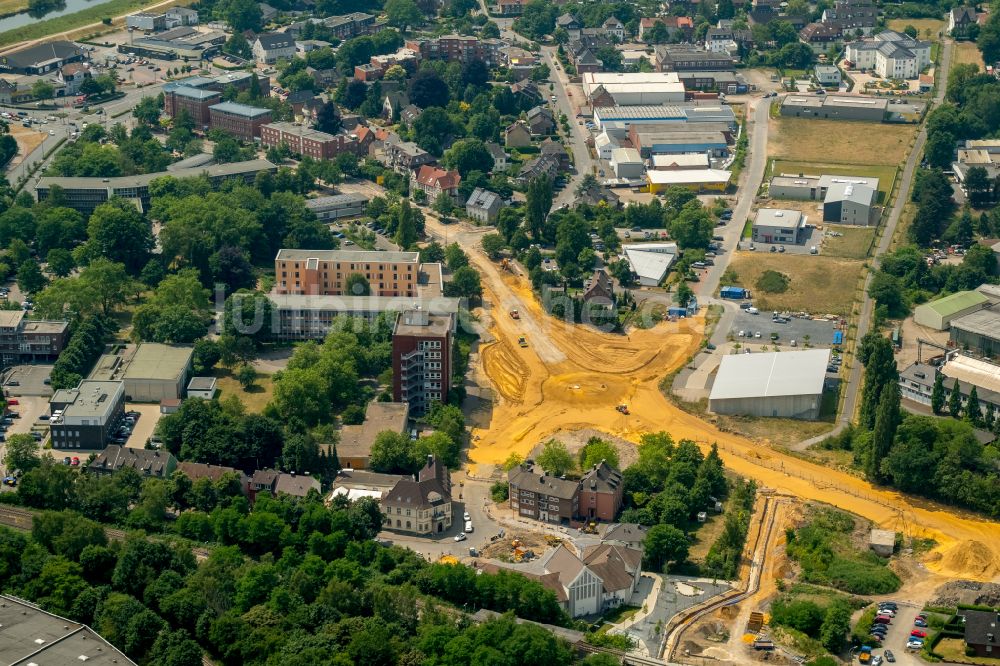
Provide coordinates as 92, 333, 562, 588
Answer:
0, 0, 999, 662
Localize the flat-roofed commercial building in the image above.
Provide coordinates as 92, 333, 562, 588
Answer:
650, 153, 710, 170
913, 290, 989, 330
305, 193, 367, 220
275, 249, 421, 297
593, 103, 736, 130
581, 72, 685, 105
34, 159, 276, 215
752, 208, 807, 244
646, 168, 731, 193
709, 349, 831, 419
338, 401, 410, 469
89, 342, 193, 402
0, 309, 68, 365
950, 306, 1000, 356
630, 129, 730, 157
49, 380, 126, 449
780, 94, 888, 121
208, 101, 271, 139
824, 180, 877, 225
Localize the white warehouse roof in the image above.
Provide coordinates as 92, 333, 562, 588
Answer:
622, 242, 678, 285
710, 349, 831, 401
647, 169, 731, 186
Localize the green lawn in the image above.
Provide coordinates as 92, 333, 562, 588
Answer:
0, 0, 191, 47
822, 227, 877, 260
771, 160, 897, 201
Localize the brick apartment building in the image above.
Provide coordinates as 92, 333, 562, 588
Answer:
260, 122, 353, 159
163, 85, 221, 125
508, 461, 624, 525
274, 248, 420, 297
208, 102, 272, 139
405, 35, 503, 65
392, 310, 454, 414
0, 310, 68, 365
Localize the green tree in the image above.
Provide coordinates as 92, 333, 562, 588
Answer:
966, 385, 982, 425
443, 138, 493, 177
17, 260, 46, 295
223, 0, 262, 31
82, 198, 154, 274
370, 431, 416, 474
433, 191, 455, 216
481, 233, 505, 259
948, 379, 962, 418
345, 272, 371, 296
385, 0, 422, 32
237, 364, 257, 390
868, 382, 900, 482
536, 439, 574, 476
643, 524, 689, 572
31, 79, 55, 101
395, 199, 418, 249
578, 437, 619, 470
46, 248, 75, 277
525, 177, 552, 240
3, 433, 40, 473
444, 266, 482, 299
858, 334, 896, 430
931, 372, 945, 415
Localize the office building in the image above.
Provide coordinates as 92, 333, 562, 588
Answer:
163, 84, 221, 125
0, 310, 68, 365
752, 208, 807, 244
49, 380, 126, 449
274, 248, 420, 297
208, 101, 271, 140
305, 193, 367, 221
260, 121, 353, 159
392, 309, 454, 414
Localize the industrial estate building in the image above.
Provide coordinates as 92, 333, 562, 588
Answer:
304, 193, 368, 220
592, 103, 737, 130
769, 173, 880, 225
34, 159, 277, 214
752, 209, 807, 245
709, 349, 831, 419
49, 380, 127, 449
899, 354, 1000, 418
0, 40, 86, 75
913, 290, 989, 331
646, 169, 731, 193
0, 593, 137, 665
780, 94, 889, 122
950, 306, 1000, 357
581, 71, 686, 105
622, 243, 679, 286
89, 343, 194, 402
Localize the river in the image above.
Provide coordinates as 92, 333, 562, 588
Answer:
0, 0, 116, 34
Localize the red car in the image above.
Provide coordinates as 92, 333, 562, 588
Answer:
70, 457, 80, 466
6, 398, 17, 405
911, 629, 927, 638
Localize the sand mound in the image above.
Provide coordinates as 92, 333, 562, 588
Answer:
939, 540, 1000, 578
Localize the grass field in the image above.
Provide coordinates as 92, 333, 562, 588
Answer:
891, 202, 917, 250
768, 117, 918, 166
886, 18, 946, 41
953, 41, 986, 71
822, 227, 877, 259
0, 0, 27, 17
771, 160, 898, 199
214, 371, 274, 413
728, 252, 865, 315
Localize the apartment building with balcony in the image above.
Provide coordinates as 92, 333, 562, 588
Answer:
392, 310, 454, 414
274, 249, 420, 297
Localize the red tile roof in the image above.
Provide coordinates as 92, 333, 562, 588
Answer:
414, 164, 461, 190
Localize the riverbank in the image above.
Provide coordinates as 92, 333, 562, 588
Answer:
0, 0, 191, 49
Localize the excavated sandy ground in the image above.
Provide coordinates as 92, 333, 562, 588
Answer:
428, 213, 1000, 583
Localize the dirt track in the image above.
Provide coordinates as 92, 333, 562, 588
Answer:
427, 215, 1000, 583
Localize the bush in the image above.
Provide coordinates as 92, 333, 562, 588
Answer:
756, 269, 790, 294
825, 557, 901, 595
771, 598, 824, 637
490, 481, 509, 503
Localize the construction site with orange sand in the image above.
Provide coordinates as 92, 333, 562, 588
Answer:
425, 212, 1000, 560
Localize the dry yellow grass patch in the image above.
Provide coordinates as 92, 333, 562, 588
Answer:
886, 18, 946, 41
954, 41, 986, 70
768, 117, 918, 166
728, 252, 865, 315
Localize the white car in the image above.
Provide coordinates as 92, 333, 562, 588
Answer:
906, 640, 923, 650
454, 532, 467, 542
48, 129, 55, 135
463, 511, 471, 521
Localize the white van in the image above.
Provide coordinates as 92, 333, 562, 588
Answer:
465, 521, 473, 533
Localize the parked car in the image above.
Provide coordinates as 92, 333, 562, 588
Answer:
454, 532, 467, 542
884, 649, 895, 662
911, 630, 927, 638
71, 457, 80, 466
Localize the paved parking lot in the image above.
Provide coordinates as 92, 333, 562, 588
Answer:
862, 604, 925, 666
124, 404, 163, 450
3, 365, 54, 397
729, 310, 840, 347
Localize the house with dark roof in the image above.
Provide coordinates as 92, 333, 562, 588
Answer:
382, 455, 453, 535
526, 105, 556, 135
176, 461, 249, 490
579, 460, 624, 520
400, 103, 422, 125
540, 138, 570, 169
465, 187, 504, 223
0, 40, 86, 75
510, 79, 542, 104
508, 459, 624, 525
516, 154, 560, 185
382, 90, 409, 119
577, 182, 620, 207
950, 6, 978, 37
601, 522, 649, 549
504, 120, 532, 148
603, 16, 625, 41
251, 469, 321, 498
89, 445, 177, 478
800, 21, 843, 45
961, 609, 1000, 657
556, 13, 583, 39
253, 32, 296, 63
486, 141, 508, 171
581, 270, 615, 314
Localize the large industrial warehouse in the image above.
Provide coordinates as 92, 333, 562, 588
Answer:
709, 349, 831, 419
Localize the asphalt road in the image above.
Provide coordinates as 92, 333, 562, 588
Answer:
838, 39, 954, 428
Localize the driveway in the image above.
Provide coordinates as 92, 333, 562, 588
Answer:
124, 404, 163, 450
3, 364, 53, 397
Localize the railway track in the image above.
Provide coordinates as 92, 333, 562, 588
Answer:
660, 495, 781, 663
0, 505, 211, 560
